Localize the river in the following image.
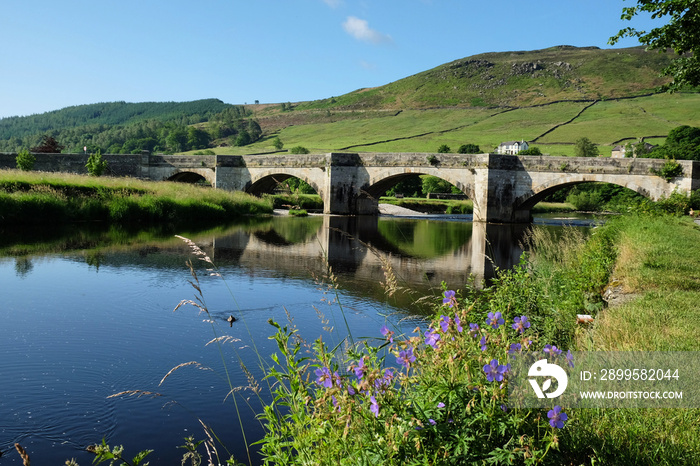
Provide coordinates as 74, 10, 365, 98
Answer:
0, 213, 592, 465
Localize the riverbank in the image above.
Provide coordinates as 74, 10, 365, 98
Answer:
527, 214, 700, 464
0, 170, 273, 227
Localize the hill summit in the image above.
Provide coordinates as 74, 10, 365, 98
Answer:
299, 46, 676, 111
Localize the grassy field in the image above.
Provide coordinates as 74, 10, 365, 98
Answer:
187, 93, 700, 157
0, 170, 273, 226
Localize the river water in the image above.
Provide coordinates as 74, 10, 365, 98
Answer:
0, 213, 591, 465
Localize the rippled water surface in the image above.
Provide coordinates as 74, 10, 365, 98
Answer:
0, 215, 583, 464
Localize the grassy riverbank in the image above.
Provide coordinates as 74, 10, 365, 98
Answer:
0, 170, 273, 227
527, 214, 700, 464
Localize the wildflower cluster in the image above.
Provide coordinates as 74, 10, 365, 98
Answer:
261, 288, 570, 464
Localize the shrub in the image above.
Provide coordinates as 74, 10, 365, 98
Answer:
650, 159, 683, 181
86, 150, 108, 176
15, 149, 35, 171
437, 144, 451, 153
458, 143, 481, 154
290, 146, 310, 154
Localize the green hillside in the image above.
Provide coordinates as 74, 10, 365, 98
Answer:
1, 45, 698, 156
295, 46, 676, 111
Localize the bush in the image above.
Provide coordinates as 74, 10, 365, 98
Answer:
15, 149, 35, 171
289, 146, 310, 154
650, 159, 683, 181
457, 143, 481, 154
437, 144, 451, 153
86, 150, 108, 176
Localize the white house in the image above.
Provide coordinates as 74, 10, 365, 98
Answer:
496, 140, 529, 155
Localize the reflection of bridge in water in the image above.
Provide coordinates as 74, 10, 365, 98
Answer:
205, 216, 529, 292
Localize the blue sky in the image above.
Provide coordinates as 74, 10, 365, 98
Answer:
0, 0, 663, 119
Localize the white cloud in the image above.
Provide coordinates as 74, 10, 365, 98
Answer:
342, 16, 392, 44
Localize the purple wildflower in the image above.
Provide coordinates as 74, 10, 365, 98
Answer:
314, 367, 333, 388
469, 323, 479, 338
483, 359, 508, 382
353, 358, 366, 380
508, 342, 522, 355
439, 315, 450, 333
397, 347, 416, 368
566, 350, 575, 368
428, 419, 437, 425
500, 404, 508, 412
347, 384, 356, 396
479, 335, 487, 351
544, 344, 562, 357
437, 402, 445, 408
370, 396, 379, 417
512, 316, 531, 334
443, 290, 457, 308
547, 405, 568, 428
373, 368, 394, 393
424, 328, 441, 349
380, 325, 394, 343
486, 312, 505, 329
454, 314, 463, 333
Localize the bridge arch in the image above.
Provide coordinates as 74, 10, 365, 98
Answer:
360, 168, 476, 205
513, 174, 657, 211
166, 169, 216, 186
245, 169, 327, 211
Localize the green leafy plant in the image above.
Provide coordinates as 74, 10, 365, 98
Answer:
289, 146, 310, 154
87, 438, 153, 466
650, 159, 683, 181
15, 148, 35, 171
437, 144, 451, 153
86, 150, 108, 176
426, 154, 439, 165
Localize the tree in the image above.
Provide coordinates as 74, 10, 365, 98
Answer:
420, 175, 460, 195
187, 127, 210, 150
518, 146, 543, 155
574, 137, 598, 157
650, 125, 700, 160
609, 0, 700, 90
457, 143, 481, 154
272, 137, 284, 150
166, 127, 188, 152
289, 146, 310, 154
437, 144, 451, 153
31, 135, 64, 153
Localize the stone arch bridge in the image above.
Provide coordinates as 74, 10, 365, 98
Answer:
2, 152, 698, 223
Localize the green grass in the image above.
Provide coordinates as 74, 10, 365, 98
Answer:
527, 214, 700, 464
0, 169, 273, 226
232, 93, 700, 156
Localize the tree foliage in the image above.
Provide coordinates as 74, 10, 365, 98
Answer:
609, 0, 700, 90
457, 143, 481, 154
648, 124, 700, 160
574, 137, 598, 157
518, 146, 543, 155
31, 135, 64, 153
